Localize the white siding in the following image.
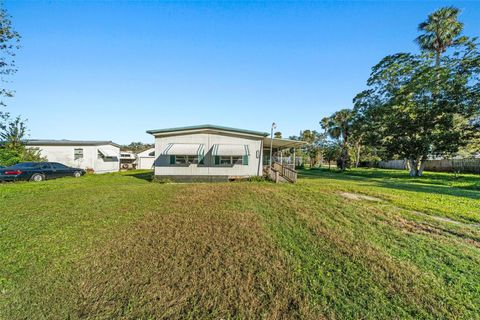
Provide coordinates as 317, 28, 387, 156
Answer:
136, 148, 155, 170
94, 144, 121, 173
154, 133, 263, 177
136, 148, 155, 157
137, 156, 155, 170
28, 144, 120, 173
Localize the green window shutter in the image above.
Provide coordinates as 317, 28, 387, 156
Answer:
170, 155, 176, 165
198, 145, 204, 165
215, 156, 220, 165
243, 155, 249, 165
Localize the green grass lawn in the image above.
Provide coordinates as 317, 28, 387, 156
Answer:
1, 168, 479, 319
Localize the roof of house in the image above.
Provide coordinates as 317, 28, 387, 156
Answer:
264, 137, 308, 149
136, 147, 155, 157
24, 139, 121, 148
146, 124, 270, 137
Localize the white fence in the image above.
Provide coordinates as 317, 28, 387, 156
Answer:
375, 159, 480, 174
378, 160, 406, 170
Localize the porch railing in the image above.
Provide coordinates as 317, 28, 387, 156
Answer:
273, 162, 297, 183
263, 156, 303, 168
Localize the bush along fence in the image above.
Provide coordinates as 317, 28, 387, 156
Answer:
360, 158, 480, 174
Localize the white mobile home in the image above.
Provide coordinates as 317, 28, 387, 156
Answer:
25, 140, 120, 173
146, 125, 305, 182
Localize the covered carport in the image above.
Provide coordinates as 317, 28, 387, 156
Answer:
262, 137, 307, 168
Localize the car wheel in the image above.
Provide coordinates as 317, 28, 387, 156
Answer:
73, 171, 82, 178
30, 173, 45, 182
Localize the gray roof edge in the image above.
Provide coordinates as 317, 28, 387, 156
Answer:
23, 139, 121, 148
146, 124, 269, 137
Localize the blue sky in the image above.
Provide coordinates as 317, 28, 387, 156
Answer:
5, 1, 480, 144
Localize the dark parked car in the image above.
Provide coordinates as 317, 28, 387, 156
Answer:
0, 162, 85, 182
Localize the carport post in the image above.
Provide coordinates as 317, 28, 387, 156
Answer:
293, 148, 296, 169
269, 122, 276, 168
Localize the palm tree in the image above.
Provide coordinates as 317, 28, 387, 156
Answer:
320, 109, 354, 170
416, 7, 465, 66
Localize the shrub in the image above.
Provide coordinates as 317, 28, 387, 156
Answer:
0, 147, 44, 167
152, 177, 173, 184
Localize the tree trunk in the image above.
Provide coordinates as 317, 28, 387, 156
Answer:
340, 130, 349, 171
355, 142, 361, 168
337, 144, 348, 171
339, 150, 347, 171
408, 156, 427, 177
417, 155, 428, 176
408, 159, 417, 177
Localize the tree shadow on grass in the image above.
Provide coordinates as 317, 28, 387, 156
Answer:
121, 170, 154, 182
364, 180, 480, 201
299, 168, 480, 201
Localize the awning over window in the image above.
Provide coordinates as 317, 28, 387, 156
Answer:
161, 143, 205, 156
212, 144, 249, 156
98, 148, 118, 158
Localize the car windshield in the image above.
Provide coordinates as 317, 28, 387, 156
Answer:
7, 162, 40, 169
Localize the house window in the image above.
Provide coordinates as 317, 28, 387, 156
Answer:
220, 156, 232, 165
170, 155, 199, 165
74, 148, 84, 160
216, 156, 244, 165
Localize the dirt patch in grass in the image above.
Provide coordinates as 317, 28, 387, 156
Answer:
339, 192, 382, 202
58, 185, 316, 319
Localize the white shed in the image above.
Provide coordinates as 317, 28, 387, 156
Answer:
25, 140, 120, 173
136, 148, 155, 170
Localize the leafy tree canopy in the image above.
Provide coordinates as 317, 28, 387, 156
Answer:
121, 142, 154, 153
354, 43, 480, 175
289, 130, 326, 167
353, 7, 480, 176
320, 109, 355, 170
0, 5, 20, 107
0, 113, 43, 166
321, 141, 341, 169
416, 6, 467, 66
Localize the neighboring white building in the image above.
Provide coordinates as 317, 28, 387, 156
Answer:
119, 151, 137, 169
146, 124, 305, 182
136, 148, 155, 170
25, 140, 120, 173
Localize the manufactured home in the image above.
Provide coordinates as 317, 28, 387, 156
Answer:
25, 140, 120, 173
146, 124, 305, 182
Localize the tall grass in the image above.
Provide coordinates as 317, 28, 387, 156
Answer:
1, 169, 479, 319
